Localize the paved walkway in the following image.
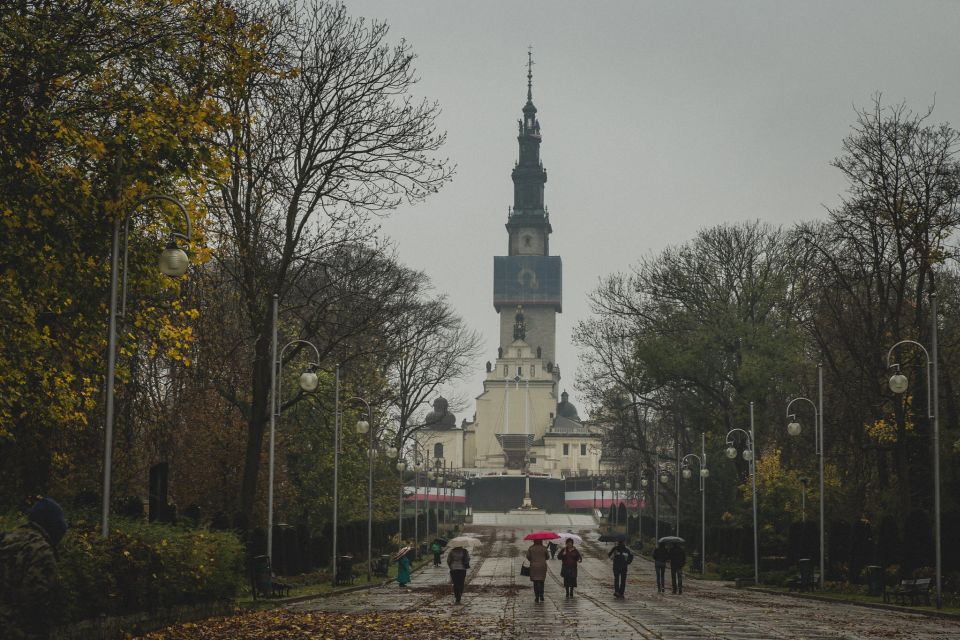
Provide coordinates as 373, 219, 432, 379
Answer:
292, 526, 960, 639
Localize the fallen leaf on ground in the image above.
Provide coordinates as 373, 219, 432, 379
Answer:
138, 610, 490, 640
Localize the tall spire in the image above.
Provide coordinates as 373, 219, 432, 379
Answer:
527, 47, 534, 103
510, 49, 548, 221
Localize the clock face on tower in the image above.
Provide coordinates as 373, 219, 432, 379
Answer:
493, 256, 562, 312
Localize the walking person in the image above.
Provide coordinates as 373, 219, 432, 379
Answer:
0, 497, 69, 639
396, 548, 412, 588
547, 540, 558, 559
608, 539, 634, 598
447, 544, 470, 604
525, 539, 550, 602
669, 543, 686, 594
557, 538, 583, 598
652, 541, 668, 593
431, 540, 443, 567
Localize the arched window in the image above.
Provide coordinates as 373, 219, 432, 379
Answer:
434, 443, 444, 459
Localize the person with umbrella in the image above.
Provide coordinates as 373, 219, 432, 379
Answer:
557, 537, 583, 598
394, 546, 413, 588
669, 541, 686, 594
608, 539, 634, 599
652, 540, 669, 593
446, 542, 470, 604
523, 532, 554, 603
430, 538, 444, 567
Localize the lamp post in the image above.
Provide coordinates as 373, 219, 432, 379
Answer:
434, 458, 444, 533
410, 440, 430, 554
786, 363, 825, 591
658, 467, 670, 537
352, 398, 376, 582
598, 478, 606, 520
725, 402, 758, 584
887, 307, 942, 609
639, 469, 661, 541
680, 432, 709, 575
412, 453, 422, 556
102, 194, 192, 538
269, 328, 324, 562
395, 458, 406, 542
427, 467, 435, 535
799, 478, 808, 523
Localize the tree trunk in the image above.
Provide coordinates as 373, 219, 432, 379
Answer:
240, 322, 272, 526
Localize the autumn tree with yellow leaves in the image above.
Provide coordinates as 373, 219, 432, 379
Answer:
0, 0, 242, 502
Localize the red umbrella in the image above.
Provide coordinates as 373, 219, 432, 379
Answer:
523, 531, 561, 541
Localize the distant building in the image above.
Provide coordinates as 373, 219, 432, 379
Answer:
417, 57, 606, 480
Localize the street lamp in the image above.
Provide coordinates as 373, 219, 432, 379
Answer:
269, 330, 324, 562
785, 362, 825, 591
351, 397, 375, 582
680, 433, 708, 575
725, 402, 758, 584
887, 306, 942, 609
396, 459, 407, 543
639, 470, 662, 541
409, 440, 431, 555
434, 458, 444, 533
102, 194, 192, 538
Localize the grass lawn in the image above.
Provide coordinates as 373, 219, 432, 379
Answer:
236, 552, 434, 608
753, 585, 960, 616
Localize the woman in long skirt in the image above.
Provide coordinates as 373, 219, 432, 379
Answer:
397, 550, 412, 588
557, 538, 583, 597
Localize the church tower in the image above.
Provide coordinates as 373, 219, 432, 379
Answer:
494, 52, 562, 366
417, 54, 601, 481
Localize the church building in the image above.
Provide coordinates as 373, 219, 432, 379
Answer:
416, 57, 603, 481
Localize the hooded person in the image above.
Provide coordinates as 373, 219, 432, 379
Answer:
608, 540, 634, 598
1, 497, 69, 639
446, 544, 470, 603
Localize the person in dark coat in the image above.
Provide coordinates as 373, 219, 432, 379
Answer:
557, 538, 583, 598
547, 541, 558, 559
652, 541, 669, 593
669, 543, 686, 594
0, 497, 68, 639
446, 545, 470, 604
608, 540, 634, 598
526, 539, 550, 602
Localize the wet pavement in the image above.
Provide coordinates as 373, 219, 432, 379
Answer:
291, 525, 960, 639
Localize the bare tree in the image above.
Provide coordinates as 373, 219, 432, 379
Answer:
384, 295, 482, 451
801, 96, 960, 516
200, 0, 453, 523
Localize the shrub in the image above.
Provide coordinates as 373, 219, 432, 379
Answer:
2, 513, 244, 625
716, 560, 755, 580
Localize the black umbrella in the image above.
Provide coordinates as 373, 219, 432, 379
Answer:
598, 532, 626, 542
433, 537, 449, 547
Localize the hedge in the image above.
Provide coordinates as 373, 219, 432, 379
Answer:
1, 515, 243, 625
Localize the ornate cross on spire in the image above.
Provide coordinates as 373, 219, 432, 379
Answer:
527, 46, 534, 103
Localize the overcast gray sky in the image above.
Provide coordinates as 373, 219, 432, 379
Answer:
344, 0, 960, 421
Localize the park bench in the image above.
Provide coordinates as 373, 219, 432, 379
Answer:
785, 572, 820, 592
886, 579, 915, 605
907, 578, 933, 606
251, 555, 292, 599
